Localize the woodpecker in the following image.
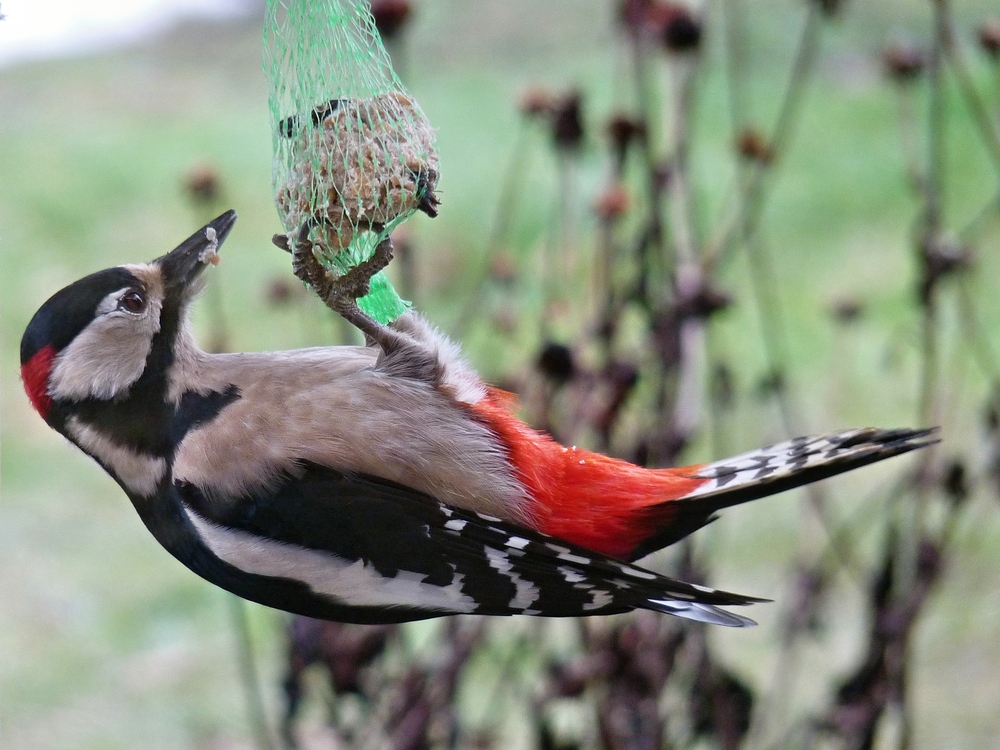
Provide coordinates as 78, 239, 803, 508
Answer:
21, 211, 934, 628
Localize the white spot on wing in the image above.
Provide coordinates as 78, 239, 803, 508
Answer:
558, 567, 586, 584
484, 547, 538, 610
618, 564, 657, 580
505, 536, 530, 550
445, 519, 467, 532
582, 589, 614, 611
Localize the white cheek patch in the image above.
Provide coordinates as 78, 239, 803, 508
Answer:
67, 417, 167, 496
183, 507, 478, 613
49, 289, 163, 401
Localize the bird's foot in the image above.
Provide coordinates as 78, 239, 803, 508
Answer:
275, 221, 410, 354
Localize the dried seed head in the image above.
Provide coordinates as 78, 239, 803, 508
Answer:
942, 459, 969, 507
593, 183, 630, 220
537, 341, 576, 384
883, 40, 925, 82
809, 0, 846, 17
830, 296, 864, 324
676, 278, 732, 319
735, 128, 775, 164
617, 0, 655, 36
979, 18, 1000, 57
649, 3, 703, 53
488, 253, 518, 285
606, 114, 647, 169
371, 0, 412, 40
266, 278, 297, 306
551, 90, 585, 153
519, 87, 556, 119
983, 390, 1000, 433
184, 163, 222, 205
606, 115, 646, 145
919, 238, 973, 304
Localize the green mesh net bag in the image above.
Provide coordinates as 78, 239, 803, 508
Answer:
265, 0, 440, 324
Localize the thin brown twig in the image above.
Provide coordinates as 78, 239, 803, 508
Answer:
704, 0, 823, 275
956, 277, 1000, 382
229, 596, 278, 750
453, 119, 537, 339
937, 4, 1000, 175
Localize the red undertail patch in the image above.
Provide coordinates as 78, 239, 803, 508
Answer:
22, 345, 56, 418
468, 387, 712, 560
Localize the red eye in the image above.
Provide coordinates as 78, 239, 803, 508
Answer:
119, 291, 146, 314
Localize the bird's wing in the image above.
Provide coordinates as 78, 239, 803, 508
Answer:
173, 462, 762, 627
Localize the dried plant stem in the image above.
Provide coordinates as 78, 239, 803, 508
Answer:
896, 85, 925, 194
630, 30, 668, 304
190, 201, 273, 749
957, 187, 1000, 242
229, 596, 277, 750
936, 0, 1000, 175
722, 0, 751, 135
956, 278, 1000, 381
882, 4, 949, 747
454, 119, 536, 339
705, 1, 822, 274
666, 52, 710, 444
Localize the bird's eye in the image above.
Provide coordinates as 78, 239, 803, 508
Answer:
119, 291, 146, 314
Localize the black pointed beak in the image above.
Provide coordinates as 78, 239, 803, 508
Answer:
157, 210, 237, 289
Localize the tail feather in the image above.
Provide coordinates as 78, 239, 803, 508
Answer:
647, 599, 759, 627
630, 427, 938, 560
685, 427, 937, 507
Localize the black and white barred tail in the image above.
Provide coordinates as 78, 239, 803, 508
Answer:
631, 428, 938, 560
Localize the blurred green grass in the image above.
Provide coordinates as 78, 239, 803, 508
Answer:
3, 1, 1000, 748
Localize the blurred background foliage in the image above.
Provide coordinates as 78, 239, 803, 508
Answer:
3, 0, 1000, 748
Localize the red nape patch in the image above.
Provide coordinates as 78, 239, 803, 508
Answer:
21, 345, 56, 418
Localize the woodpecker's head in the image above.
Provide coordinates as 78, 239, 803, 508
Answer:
20, 210, 237, 424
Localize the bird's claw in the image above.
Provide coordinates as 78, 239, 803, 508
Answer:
277, 220, 407, 354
